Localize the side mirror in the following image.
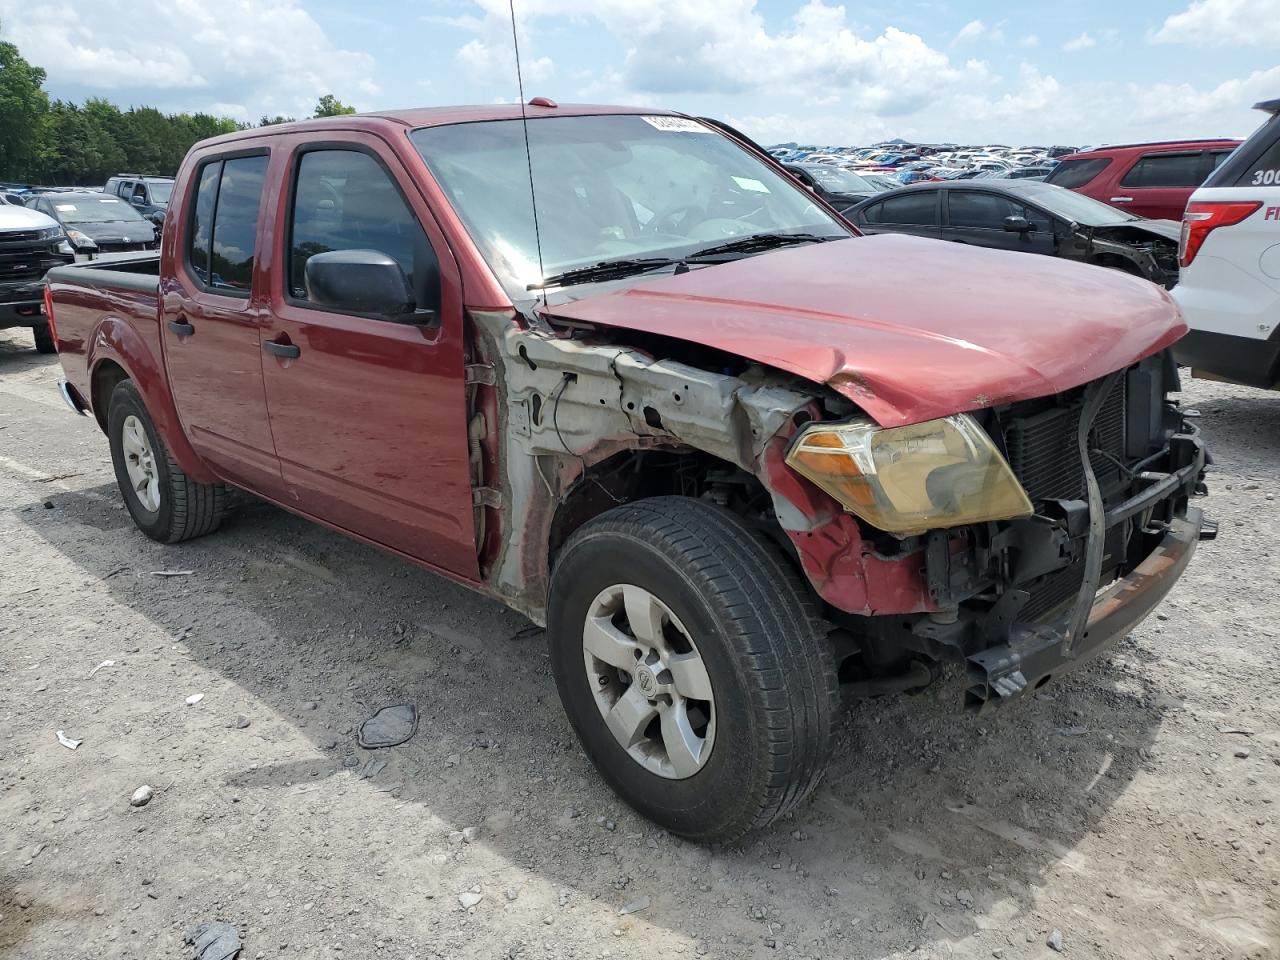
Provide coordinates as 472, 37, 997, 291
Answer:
1003, 215, 1032, 233
304, 249, 417, 318
131, 195, 146, 206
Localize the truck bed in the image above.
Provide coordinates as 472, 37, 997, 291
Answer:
46, 254, 163, 422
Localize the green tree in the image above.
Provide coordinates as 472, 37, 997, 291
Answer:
313, 94, 355, 118
0, 21, 49, 180
258, 114, 296, 126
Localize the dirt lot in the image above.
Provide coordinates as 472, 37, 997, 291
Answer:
1, 326, 1277, 960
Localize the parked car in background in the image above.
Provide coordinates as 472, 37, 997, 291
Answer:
848, 180, 1181, 287
1046, 139, 1241, 221
102, 175, 174, 225
45, 104, 1208, 842
0, 203, 74, 352
29, 192, 160, 258
1173, 99, 1280, 390
784, 163, 889, 213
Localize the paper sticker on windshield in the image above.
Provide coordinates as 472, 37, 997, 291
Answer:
731, 176, 770, 193
54, 203, 76, 211
641, 116, 710, 133
99, 197, 120, 203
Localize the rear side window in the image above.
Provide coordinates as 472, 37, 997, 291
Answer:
1045, 157, 1110, 189
857, 201, 881, 224
878, 192, 937, 225
287, 149, 440, 315
1238, 137, 1280, 186
185, 154, 269, 296
1119, 152, 1205, 188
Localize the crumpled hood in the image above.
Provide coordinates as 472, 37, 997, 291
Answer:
546, 234, 1186, 427
1092, 218, 1182, 243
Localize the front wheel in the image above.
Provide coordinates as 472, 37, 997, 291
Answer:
107, 380, 226, 543
547, 497, 839, 842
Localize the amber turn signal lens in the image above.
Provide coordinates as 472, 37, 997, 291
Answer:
785, 414, 1033, 535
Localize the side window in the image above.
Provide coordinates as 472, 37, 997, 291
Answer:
131, 183, 147, 203
947, 191, 1018, 229
879, 192, 937, 225
116, 181, 133, 199
1120, 153, 1205, 188
1237, 137, 1280, 186
1045, 158, 1110, 189
185, 154, 269, 295
188, 163, 219, 285
858, 201, 881, 224
1209, 149, 1235, 172
287, 149, 441, 316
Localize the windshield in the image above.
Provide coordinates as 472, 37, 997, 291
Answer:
50, 196, 147, 224
411, 114, 848, 298
1031, 184, 1137, 224
801, 165, 879, 193
148, 181, 173, 205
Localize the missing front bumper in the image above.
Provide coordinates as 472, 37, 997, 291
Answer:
964, 507, 1202, 712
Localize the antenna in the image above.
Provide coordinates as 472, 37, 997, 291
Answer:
509, 0, 548, 309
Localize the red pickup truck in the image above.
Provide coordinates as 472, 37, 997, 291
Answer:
45, 104, 1210, 842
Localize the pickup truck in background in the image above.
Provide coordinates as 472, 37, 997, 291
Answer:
45, 104, 1211, 842
1, 202, 74, 352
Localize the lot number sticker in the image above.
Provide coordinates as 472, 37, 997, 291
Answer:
1252, 169, 1280, 185
641, 116, 710, 133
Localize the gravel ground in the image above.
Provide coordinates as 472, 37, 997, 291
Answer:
1, 325, 1277, 960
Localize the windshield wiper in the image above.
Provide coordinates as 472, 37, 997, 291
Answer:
684, 232, 840, 261
528, 257, 680, 291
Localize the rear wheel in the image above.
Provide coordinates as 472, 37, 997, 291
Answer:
32, 323, 55, 354
107, 380, 226, 543
547, 497, 839, 842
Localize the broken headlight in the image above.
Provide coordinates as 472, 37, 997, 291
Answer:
785, 414, 1033, 535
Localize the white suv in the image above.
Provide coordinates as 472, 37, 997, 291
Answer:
1172, 98, 1280, 390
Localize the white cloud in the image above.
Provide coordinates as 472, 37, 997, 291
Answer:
0, 0, 378, 119
954, 19, 986, 43
1019, 34, 1040, 48
1151, 0, 1280, 47
1062, 32, 1097, 51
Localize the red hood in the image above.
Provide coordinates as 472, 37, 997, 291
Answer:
545, 235, 1186, 427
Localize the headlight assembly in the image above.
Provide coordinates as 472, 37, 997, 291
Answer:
785, 414, 1033, 535
66, 229, 97, 250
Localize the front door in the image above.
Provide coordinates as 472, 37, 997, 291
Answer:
943, 190, 1055, 256
163, 152, 282, 495
259, 139, 478, 578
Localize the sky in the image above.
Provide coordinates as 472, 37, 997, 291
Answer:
3, 0, 1278, 147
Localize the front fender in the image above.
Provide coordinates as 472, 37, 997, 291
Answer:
88, 316, 216, 484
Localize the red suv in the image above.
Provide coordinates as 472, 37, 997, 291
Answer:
1045, 139, 1241, 221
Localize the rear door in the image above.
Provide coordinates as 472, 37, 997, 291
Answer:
163, 151, 282, 495
854, 190, 942, 240
943, 190, 1055, 255
259, 135, 478, 577
1113, 150, 1208, 220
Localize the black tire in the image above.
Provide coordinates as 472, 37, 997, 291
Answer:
32, 323, 56, 354
547, 497, 839, 842
106, 380, 226, 543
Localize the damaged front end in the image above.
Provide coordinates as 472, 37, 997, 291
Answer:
1071, 223, 1182, 288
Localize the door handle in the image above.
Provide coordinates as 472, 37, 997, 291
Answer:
263, 339, 300, 359
168, 319, 194, 336
1110, 196, 1134, 203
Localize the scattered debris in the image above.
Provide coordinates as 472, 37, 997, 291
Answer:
358, 758, 388, 780
87, 659, 116, 679
185, 694, 204, 706
459, 888, 484, 909
1218, 726, 1256, 736
55, 731, 81, 751
131, 785, 154, 808
229, 716, 250, 729
510, 625, 543, 642
1047, 929, 1064, 952
1055, 726, 1089, 737
185, 920, 242, 960
152, 570, 194, 577
462, 826, 481, 843
1235, 749, 1251, 759
358, 704, 418, 749
619, 896, 650, 916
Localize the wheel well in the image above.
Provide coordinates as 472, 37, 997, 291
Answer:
547, 448, 788, 571
1089, 253, 1143, 277
90, 360, 129, 433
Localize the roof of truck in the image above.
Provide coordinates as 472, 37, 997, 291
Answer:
197, 102, 678, 149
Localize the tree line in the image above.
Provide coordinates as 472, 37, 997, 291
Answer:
0, 22, 355, 185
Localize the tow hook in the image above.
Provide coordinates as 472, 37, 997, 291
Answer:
1198, 516, 1219, 542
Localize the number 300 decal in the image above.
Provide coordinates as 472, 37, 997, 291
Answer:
1252, 169, 1280, 185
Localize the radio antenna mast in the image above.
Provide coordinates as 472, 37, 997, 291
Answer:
509, 0, 548, 310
